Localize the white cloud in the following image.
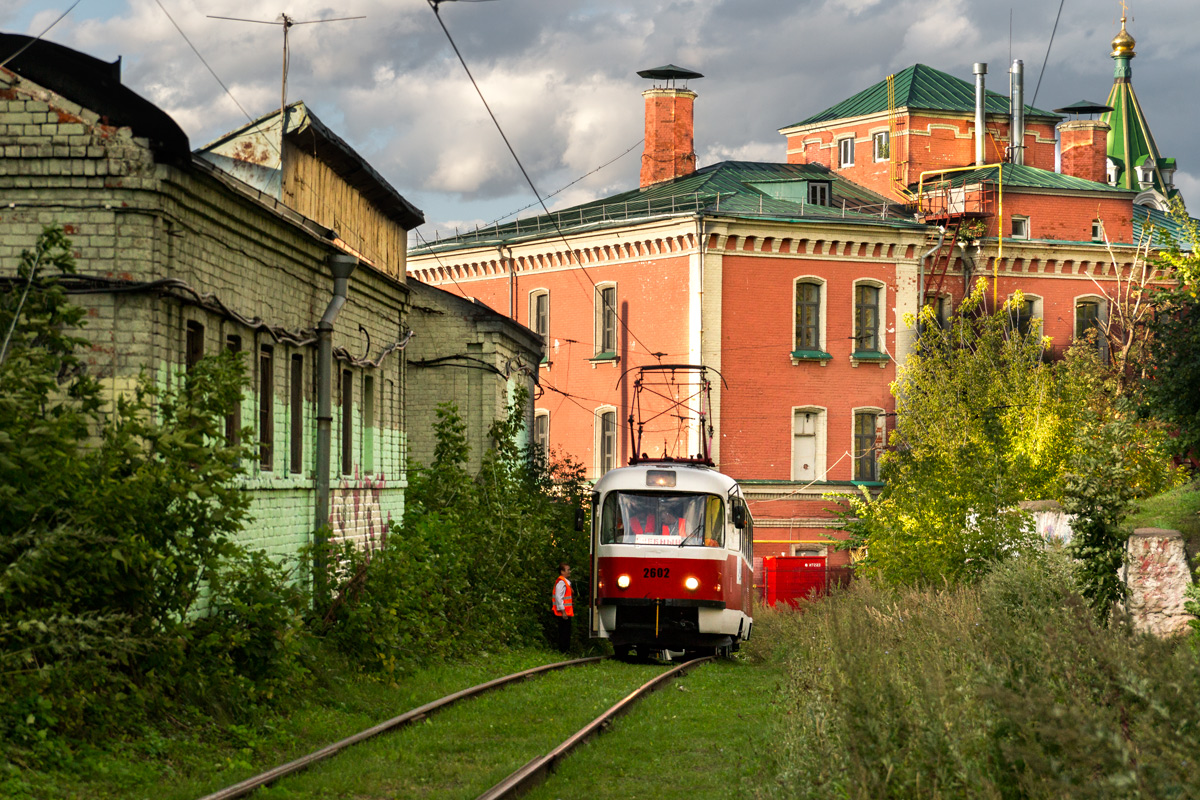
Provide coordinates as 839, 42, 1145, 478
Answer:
10, 0, 1197, 232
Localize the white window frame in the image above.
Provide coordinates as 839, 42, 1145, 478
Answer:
808, 182, 830, 206
791, 406, 828, 482
1091, 220, 1105, 242
872, 131, 889, 162
851, 278, 887, 356
1007, 293, 1043, 336
529, 288, 549, 341
838, 136, 855, 168
850, 407, 885, 483
594, 282, 618, 357
595, 405, 618, 478
792, 276, 828, 355
1073, 294, 1109, 360
1011, 215, 1030, 239
533, 409, 550, 459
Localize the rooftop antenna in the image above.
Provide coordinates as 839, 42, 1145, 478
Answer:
208, 13, 365, 136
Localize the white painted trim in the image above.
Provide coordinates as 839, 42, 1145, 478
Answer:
790, 405, 829, 482
792, 275, 828, 353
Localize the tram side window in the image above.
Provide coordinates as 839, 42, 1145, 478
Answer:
601, 493, 621, 544
705, 495, 725, 547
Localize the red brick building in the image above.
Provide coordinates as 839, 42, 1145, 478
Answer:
409, 45, 1180, 573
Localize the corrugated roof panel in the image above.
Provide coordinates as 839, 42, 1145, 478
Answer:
412, 161, 923, 254
783, 63, 1059, 129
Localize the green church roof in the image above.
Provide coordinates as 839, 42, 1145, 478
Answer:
413, 162, 922, 254
1100, 18, 1178, 199
782, 63, 1060, 130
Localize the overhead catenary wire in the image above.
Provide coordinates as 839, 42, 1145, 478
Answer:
0, 0, 83, 71
425, 0, 658, 358
1030, 0, 1066, 110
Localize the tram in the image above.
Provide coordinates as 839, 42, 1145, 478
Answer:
588, 366, 754, 657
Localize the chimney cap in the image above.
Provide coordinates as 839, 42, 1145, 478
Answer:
637, 64, 704, 83
1053, 100, 1115, 117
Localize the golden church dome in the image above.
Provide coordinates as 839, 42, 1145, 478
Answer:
1111, 16, 1136, 58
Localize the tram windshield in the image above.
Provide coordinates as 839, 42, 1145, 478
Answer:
600, 491, 725, 547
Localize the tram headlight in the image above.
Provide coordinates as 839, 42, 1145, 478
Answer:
616, 574, 631, 589
684, 576, 699, 591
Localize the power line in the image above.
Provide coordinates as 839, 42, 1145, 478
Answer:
426, 0, 658, 358
483, 138, 644, 228
1030, 0, 1066, 109
0, 0, 82, 70
152, 0, 256, 123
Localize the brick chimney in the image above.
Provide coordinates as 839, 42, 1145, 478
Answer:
1059, 120, 1111, 184
640, 87, 697, 187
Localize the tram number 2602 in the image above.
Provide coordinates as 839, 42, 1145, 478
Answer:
643, 567, 670, 578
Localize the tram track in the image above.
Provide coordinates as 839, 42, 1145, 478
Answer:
197, 653, 712, 800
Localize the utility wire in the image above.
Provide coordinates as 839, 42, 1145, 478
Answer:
483, 138, 644, 228
1030, 0, 1066, 109
152, 0, 256, 122
0, 0, 83, 71
426, 0, 658, 358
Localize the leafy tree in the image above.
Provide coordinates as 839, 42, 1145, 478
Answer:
1, 227, 306, 747
842, 280, 1174, 588
320, 390, 592, 674
1143, 199, 1200, 462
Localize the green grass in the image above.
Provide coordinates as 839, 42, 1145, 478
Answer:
4, 649, 585, 800
253, 659, 664, 799
523, 658, 784, 800
1128, 477, 1200, 561
7, 647, 786, 800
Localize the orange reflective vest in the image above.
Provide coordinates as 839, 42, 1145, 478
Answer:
552, 576, 574, 617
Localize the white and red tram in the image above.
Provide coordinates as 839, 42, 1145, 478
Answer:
587, 365, 754, 657
588, 463, 754, 656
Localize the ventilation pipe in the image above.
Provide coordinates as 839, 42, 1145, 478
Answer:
973, 63, 987, 166
1010, 59, 1025, 165
314, 253, 358, 602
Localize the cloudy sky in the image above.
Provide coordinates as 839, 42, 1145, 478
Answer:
5, 0, 1196, 240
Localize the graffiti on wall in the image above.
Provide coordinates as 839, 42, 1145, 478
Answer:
331, 467, 393, 550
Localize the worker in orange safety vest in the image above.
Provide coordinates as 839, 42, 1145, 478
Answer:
552, 562, 573, 652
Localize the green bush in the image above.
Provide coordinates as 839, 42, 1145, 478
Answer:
758, 552, 1200, 800
1, 227, 312, 756
319, 396, 592, 675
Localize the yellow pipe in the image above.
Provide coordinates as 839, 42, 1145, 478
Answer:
755, 539, 837, 544
916, 163, 1005, 307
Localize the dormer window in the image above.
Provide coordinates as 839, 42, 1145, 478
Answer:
1135, 163, 1155, 189
1106, 158, 1120, 186
808, 182, 830, 206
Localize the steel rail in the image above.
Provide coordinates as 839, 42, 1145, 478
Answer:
197, 655, 609, 800
476, 655, 715, 800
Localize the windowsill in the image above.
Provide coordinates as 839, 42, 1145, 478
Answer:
790, 349, 833, 366
850, 350, 890, 368
590, 351, 619, 367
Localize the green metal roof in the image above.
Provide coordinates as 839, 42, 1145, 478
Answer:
1133, 205, 1197, 251
783, 63, 1060, 129
413, 161, 923, 254
1101, 56, 1178, 198
915, 163, 1131, 194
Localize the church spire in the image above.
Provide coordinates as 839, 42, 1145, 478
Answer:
1099, 5, 1178, 204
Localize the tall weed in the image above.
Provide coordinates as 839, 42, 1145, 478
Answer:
754, 552, 1200, 799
